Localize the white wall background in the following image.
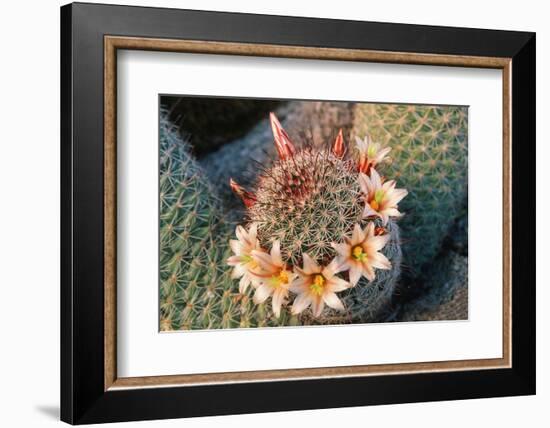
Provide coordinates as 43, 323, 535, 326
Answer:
0, 0, 546, 427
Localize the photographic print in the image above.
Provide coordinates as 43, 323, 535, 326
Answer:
159, 96, 468, 331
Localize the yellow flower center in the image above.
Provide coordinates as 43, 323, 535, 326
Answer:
375, 189, 385, 203
309, 274, 325, 296
278, 269, 290, 284
369, 199, 379, 211
352, 245, 367, 262
367, 145, 377, 158
272, 269, 291, 287
369, 189, 385, 211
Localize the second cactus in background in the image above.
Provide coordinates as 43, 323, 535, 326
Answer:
352, 103, 468, 278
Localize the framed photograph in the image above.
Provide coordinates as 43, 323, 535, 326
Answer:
60, 2, 535, 424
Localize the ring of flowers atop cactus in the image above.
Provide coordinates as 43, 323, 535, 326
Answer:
227, 113, 408, 318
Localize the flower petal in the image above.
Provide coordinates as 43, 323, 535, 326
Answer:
292, 293, 312, 315
370, 167, 383, 188
251, 250, 275, 271
328, 276, 350, 292
355, 136, 367, 152
231, 264, 246, 279
290, 277, 307, 293
334, 257, 352, 273
311, 297, 324, 317
302, 253, 320, 274
323, 257, 345, 277
229, 239, 243, 255
239, 274, 251, 294
248, 223, 258, 242
236, 225, 253, 247
323, 292, 345, 312
349, 265, 362, 287
253, 283, 272, 304
367, 234, 391, 251
362, 204, 380, 219
382, 207, 402, 218
376, 147, 391, 163
272, 289, 286, 318
365, 222, 375, 238
358, 172, 371, 195
351, 223, 365, 244
363, 263, 375, 281
370, 252, 392, 270
227, 255, 242, 266
331, 242, 350, 258
271, 240, 283, 267
382, 179, 396, 193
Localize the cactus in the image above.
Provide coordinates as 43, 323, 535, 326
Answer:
159, 114, 297, 330
249, 148, 363, 266
159, 114, 232, 330
200, 100, 355, 215
229, 114, 404, 324
352, 103, 468, 278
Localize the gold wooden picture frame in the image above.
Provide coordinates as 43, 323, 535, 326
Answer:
103, 36, 511, 391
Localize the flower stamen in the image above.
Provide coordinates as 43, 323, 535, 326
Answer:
369, 199, 379, 211
309, 274, 325, 296
279, 269, 290, 284
271, 268, 291, 287
352, 245, 367, 262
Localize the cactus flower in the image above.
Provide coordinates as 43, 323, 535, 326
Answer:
250, 240, 297, 318
229, 178, 256, 208
332, 223, 391, 286
270, 112, 296, 160
332, 129, 345, 158
227, 223, 263, 294
355, 135, 391, 174
290, 254, 349, 317
358, 168, 408, 225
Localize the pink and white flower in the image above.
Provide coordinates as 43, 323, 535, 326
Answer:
250, 241, 297, 318
332, 223, 391, 286
358, 168, 408, 225
355, 135, 391, 174
290, 255, 350, 317
227, 223, 263, 294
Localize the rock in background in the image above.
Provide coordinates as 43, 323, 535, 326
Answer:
394, 210, 468, 322
396, 251, 468, 322
162, 96, 282, 157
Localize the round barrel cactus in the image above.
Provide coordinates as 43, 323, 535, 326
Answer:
228, 114, 406, 324
352, 103, 468, 278
200, 101, 355, 216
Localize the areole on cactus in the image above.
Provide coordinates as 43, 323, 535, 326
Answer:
228, 113, 408, 323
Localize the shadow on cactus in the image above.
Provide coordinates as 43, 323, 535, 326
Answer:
227, 113, 407, 324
